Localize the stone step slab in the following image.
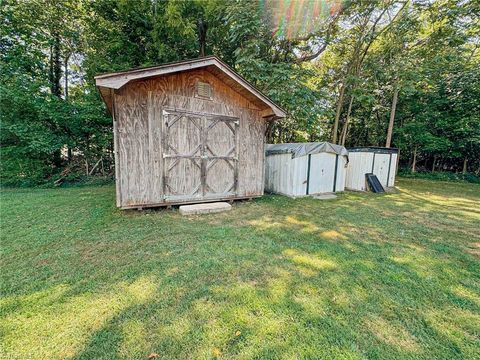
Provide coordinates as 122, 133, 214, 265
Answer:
179, 202, 232, 215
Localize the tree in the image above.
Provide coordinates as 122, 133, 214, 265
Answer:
1, 0, 479, 186
328, 1, 409, 144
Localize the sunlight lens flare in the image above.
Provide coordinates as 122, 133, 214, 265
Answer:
260, 0, 344, 39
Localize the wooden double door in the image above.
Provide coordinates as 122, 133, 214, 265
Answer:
162, 109, 239, 202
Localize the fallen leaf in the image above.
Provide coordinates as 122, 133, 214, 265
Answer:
213, 348, 222, 357
235, 330, 241, 337
148, 352, 159, 359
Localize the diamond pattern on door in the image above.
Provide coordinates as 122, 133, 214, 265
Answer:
162, 110, 238, 202
205, 119, 237, 196
163, 111, 203, 200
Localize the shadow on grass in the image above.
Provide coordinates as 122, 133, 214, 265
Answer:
0, 179, 479, 359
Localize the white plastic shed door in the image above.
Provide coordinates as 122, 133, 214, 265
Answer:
372, 153, 389, 186
372, 153, 393, 187
308, 153, 337, 194
345, 152, 374, 191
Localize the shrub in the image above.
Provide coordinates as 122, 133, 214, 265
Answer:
398, 169, 480, 184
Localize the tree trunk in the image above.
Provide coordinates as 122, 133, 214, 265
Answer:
53, 149, 62, 168
432, 155, 442, 172
47, 32, 63, 169
386, 82, 399, 147
50, 33, 62, 97
49, 44, 54, 91
340, 95, 354, 146
197, 18, 208, 57
332, 82, 346, 144
412, 145, 417, 173
265, 121, 274, 143
64, 54, 70, 100
463, 157, 468, 174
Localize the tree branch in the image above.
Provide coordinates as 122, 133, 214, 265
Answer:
294, 8, 345, 63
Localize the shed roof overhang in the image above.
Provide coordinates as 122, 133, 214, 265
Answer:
95, 56, 287, 119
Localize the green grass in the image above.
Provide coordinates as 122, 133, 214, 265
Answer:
398, 170, 480, 184
1, 179, 479, 359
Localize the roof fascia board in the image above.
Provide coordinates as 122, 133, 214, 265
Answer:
212, 61, 285, 118
95, 58, 217, 89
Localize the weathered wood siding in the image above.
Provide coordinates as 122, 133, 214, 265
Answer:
113, 69, 266, 208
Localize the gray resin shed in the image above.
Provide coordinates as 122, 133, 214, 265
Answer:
345, 147, 399, 191
265, 142, 349, 197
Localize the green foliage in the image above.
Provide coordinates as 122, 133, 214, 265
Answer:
1, 0, 111, 186
1, 0, 479, 186
319, 0, 479, 172
223, 0, 331, 142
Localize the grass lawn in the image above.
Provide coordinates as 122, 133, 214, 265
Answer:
1, 178, 479, 359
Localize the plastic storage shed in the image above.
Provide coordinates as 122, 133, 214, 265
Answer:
265, 142, 349, 197
345, 147, 398, 191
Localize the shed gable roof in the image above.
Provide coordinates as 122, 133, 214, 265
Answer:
95, 56, 286, 119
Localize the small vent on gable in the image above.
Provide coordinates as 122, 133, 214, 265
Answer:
196, 81, 212, 99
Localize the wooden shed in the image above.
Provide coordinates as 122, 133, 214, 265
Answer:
345, 147, 399, 191
95, 56, 286, 209
265, 142, 349, 197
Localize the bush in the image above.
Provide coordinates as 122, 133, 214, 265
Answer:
398, 169, 480, 184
